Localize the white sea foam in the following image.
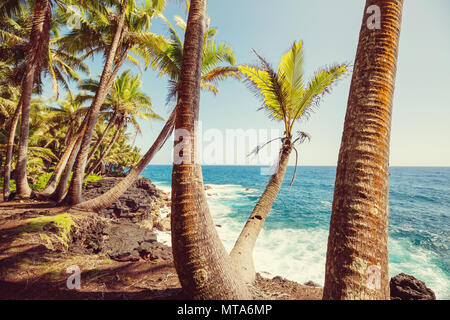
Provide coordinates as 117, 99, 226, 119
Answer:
155, 229, 171, 246
389, 238, 449, 299
152, 181, 449, 299
159, 206, 171, 219
205, 184, 329, 285
152, 181, 172, 194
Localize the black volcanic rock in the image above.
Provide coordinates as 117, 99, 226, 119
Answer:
390, 273, 436, 300
83, 177, 167, 222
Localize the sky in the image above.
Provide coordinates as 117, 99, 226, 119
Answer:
44, 0, 450, 166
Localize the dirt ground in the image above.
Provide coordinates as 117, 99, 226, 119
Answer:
0, 199, 322, 300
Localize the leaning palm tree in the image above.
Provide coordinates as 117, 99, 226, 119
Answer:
63, 0, 169, 204
323, 0, 404, 300
81, 70, 163, 178
73, 13, 240, 212
37, 93, 88, 196
230, 42, 348, 283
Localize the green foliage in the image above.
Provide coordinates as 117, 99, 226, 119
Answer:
30, 172, 53, 191
153, 14, 240, 104
239, 41, 348, 137
19, 213, 77, 250
0, 177, 16, 191
83, 174, 102, 188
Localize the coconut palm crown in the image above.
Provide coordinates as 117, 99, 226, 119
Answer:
240, 41, 348, 143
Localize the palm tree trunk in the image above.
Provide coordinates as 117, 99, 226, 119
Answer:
50, 133, 83, 203
84, 45, 129, 166
84, 119, 124, 179
230, 142, 292, 283
15, 0, 51, 198
63, 120, 75, 147
86, 113, 117, 164
169, 0, 250, 300
38, 129, 82, 197
323, 0, 404, 300
65, 0, 129, 205
2, 98, 22, 200
38, 112, 90, 197
72, 108, 176, 212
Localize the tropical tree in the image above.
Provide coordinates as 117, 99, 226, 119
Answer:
150, 13, 240, 104
37, 93, 88, 196
230, 42, 348, 283
11, 0, 52, 198
323, 0, 404, 300
63, 0, 170, 204
81, 69, 163, 178
1, 98, 58, 189
73, 12, 240, 212
0, 6, 89, 199
168, 0, 251, 299
47, 95, 89, 154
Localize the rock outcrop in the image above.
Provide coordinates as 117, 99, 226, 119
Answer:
71, 215, 173, 262
76, 177, 172, 262
83, 177, 169, 222
390, 273, 436, 300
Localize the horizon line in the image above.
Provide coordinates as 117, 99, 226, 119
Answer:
145, 164, 450, 168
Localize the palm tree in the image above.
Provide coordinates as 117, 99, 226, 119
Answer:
150, 13, 240, 104
168, 0, 251, 299
37, 93, 88, 196
230, 42, 348, 283
73, 13, 240, 212
63, 0, 170, 204
323, 0, 404, 300
0, 7, 89, 199
1, 98, 58, 189
64, 0, 131, 204
12, 0, 52, 198
81, 69, 163, 178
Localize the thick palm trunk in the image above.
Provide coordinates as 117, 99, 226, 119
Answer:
2, 99, 22, 200
230, 142, 292, 283
15, 0, 51, 198
323, 0, 403, 300
170, 0, 250, 300
84, 120, 124, 179
72, 108, 176, 212
65, 0, 129, 205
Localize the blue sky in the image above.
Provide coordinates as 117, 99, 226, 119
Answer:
44, 0, 450, 166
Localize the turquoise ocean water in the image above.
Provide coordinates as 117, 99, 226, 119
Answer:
142, 165, 450, 299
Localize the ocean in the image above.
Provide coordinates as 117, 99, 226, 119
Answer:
141, 165, 450, 299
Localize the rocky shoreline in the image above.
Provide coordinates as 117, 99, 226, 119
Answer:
77, 177, 173, 262
77, 177, 436, 300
